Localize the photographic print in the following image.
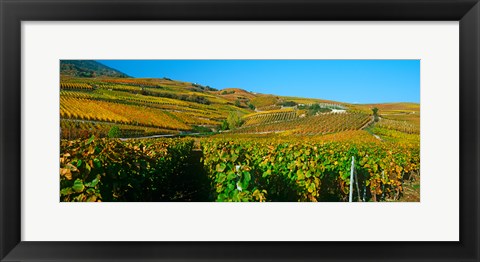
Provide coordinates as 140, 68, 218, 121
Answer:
59, 60, 420, 202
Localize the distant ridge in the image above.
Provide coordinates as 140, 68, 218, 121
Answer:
60, 60, 130, 78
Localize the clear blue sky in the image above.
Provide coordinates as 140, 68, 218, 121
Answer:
97, 60, 420, 104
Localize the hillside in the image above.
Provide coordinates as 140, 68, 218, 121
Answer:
60, 60, 130, 78
59, 69, 419, 140
59, 61, 421, 203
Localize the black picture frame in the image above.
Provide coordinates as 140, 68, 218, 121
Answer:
1, 0, 479, 261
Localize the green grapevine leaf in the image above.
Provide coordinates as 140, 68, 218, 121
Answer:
216, 163, 226, 172
72, 179, 85, 193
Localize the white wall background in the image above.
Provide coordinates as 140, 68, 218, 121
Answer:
22, 21, 459, 241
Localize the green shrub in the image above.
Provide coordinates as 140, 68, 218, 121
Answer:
107, 126, 120, 138
60, 137, 195, 201
227, 112, 244, 129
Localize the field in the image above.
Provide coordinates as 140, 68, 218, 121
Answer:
59, 61, 420, 202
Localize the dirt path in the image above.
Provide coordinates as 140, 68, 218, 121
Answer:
360, 116, 375, 130
119, 133, 200, 141
390, 172, 420, 202
361, 116, 383, 141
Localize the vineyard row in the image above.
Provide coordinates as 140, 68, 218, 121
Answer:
234, 112, 371, 135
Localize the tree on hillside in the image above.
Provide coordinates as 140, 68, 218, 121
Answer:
108, 126, 121, 138
282, 101, 297, 107
227, 112, 244, 129
220, 120, 229, 131
307, 104, 330, 116
372, 107, 379, 122
308, 104, 321, 116
234, 100, 241, 107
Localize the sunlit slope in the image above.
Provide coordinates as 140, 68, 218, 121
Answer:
60, 75, 419, 139
350, 102, 420, 114
60, 77, 256, 138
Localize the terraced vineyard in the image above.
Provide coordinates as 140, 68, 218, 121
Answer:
60, 96, 191, 130
59, 60, 420, 202
61, 120, 177, 139
59, 77, 253, 139
234, 112, 371, 135
377, 118, 420, 134
243, 109, 297, 126
100, 78, 162, 87
60, 82, 93, 90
